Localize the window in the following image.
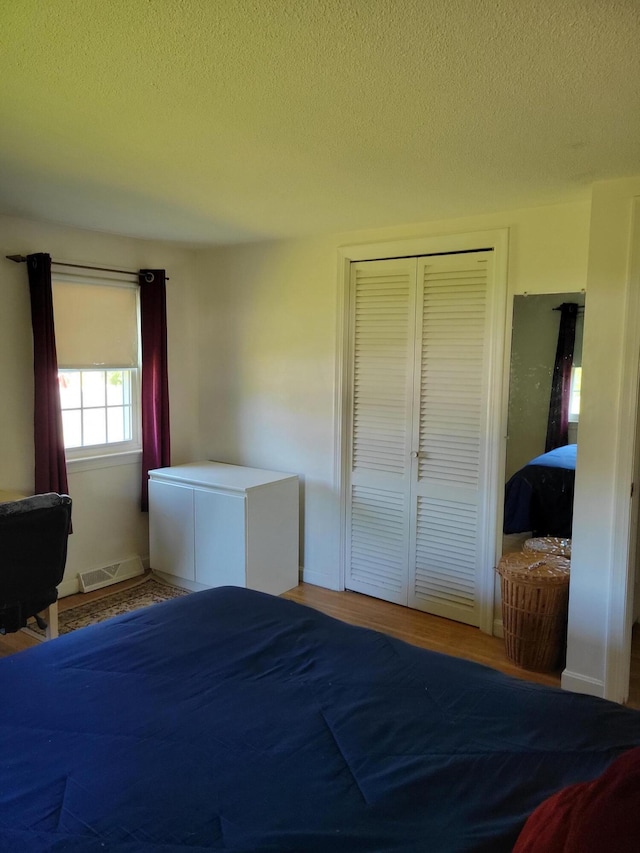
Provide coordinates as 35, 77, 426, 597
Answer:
52, 277, 140, 458
59, 369, 135, 448
569, 308, 584, 424
569, 365, 582, 422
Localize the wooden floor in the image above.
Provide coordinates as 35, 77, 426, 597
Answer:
2, 578, 639, 707
284, 584, 562, 688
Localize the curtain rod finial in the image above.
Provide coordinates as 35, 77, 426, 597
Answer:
6, 254, 27, 263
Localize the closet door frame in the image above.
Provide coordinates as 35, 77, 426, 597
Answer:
335, 229, 509, 634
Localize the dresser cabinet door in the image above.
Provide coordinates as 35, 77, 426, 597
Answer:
149, 480, 195, 581
194, 489, 246, 587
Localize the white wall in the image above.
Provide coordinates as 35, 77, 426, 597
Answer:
192, 240, 339, 588
563, 178, 640, 700
192, 200, 591, 592
0, 214, 200, 595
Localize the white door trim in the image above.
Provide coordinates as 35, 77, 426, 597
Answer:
334, 229, 509, 633
605, 197, 640, 702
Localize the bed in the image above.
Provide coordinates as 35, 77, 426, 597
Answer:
504, 443, 577, 538
1, 585, 639, 852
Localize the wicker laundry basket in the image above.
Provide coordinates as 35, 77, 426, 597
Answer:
496, 551, 571, 672
524, 536, 572, 559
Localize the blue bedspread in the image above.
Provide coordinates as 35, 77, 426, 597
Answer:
504, 444, 577, 536
1, 586, 639, 852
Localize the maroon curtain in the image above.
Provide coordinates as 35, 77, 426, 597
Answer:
545, 302, 579, 452
27, 252, 70, 497
139, 269, 170, 511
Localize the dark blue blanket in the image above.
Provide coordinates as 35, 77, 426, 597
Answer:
504, 444, 577, 536
1, 586, 639, 852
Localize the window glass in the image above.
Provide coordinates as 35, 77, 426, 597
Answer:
569, 366, 582, 422
107, 406, 126, 442
106, 371, 125, 406
82, 371, 106, 408
83, 405, 107, 446
59, 371, 81, 409
61, 408, 82, 448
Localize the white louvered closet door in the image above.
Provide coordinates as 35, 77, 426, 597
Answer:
408, 252, 493, 626
346, 259, 417, 605
346, 250, 495, 625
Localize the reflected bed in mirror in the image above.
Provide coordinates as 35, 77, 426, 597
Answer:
504, 443, 576, 538
503, 292, 585, 552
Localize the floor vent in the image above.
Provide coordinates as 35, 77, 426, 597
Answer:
78, 557, 144, 593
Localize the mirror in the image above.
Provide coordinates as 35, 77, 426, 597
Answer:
503, 292, 586, 554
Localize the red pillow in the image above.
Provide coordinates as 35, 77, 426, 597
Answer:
513, 747, 640, 853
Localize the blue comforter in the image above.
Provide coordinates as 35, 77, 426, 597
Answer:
504, 444, 577, 537
1, 586, 639, 852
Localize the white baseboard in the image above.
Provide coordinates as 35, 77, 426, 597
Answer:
152, 571, 209, 592
494, 621, 606, 700
300, 567, 340, 590
561, 669, 605, 699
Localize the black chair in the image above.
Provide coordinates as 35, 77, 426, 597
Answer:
0, 493, 72, 639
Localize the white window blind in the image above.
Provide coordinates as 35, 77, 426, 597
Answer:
53, 282, 139, 369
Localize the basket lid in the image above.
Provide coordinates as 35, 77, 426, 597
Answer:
497, 550, 570, 582
524, 536, 572, 558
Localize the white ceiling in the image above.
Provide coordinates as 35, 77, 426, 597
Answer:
1, 0, 639, 246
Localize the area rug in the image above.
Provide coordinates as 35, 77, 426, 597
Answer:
26, 575, 190, 638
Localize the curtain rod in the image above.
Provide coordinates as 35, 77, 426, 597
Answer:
553, 305, 584, 312
5, 255, 169, 281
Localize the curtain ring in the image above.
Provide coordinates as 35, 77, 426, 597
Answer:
144, 272, 155, 283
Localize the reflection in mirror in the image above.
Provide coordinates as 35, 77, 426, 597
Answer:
503, 292, 586, 555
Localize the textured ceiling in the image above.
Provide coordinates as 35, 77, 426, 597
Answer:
1, 0, 639, 245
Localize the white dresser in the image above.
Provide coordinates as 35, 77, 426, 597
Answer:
149, 461, 299, 596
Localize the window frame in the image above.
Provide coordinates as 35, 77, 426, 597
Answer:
568, 364, 582, 424
60, 367, 141, 460
52, 272, 142, 464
